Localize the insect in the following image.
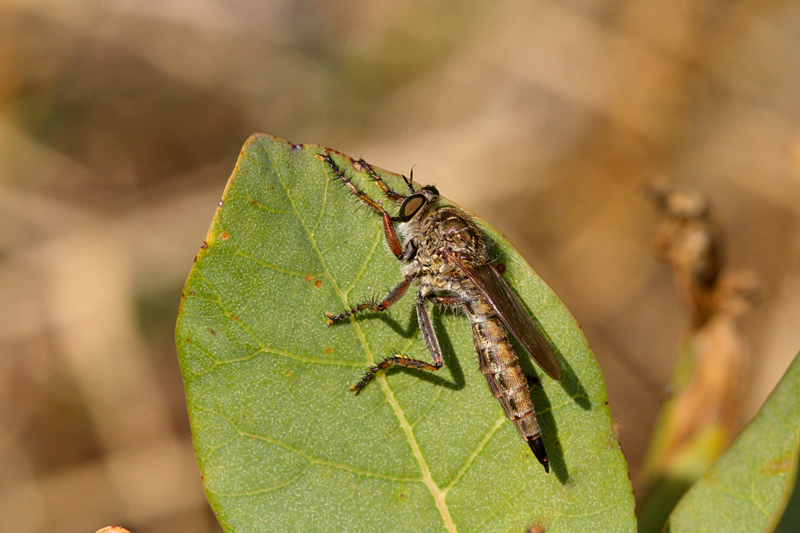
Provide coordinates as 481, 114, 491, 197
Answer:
318, 150, 562, 473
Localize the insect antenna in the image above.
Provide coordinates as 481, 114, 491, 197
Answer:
402, 165, 418, 193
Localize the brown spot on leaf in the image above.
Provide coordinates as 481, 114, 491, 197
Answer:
219, 231, 230, 241
315, 280, 322, 288
762, 456, 794, 475
209, 329, 216, 336
305, 275, 314, 282
325, 348, 332, 354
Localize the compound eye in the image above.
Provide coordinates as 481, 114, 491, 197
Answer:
398, 194, 427, 222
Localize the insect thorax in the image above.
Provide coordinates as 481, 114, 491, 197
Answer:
402, 205, 487, 298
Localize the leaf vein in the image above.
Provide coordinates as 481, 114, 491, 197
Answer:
444, 415, 506, 493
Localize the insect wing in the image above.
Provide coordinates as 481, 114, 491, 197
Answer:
456, 258, 562, 380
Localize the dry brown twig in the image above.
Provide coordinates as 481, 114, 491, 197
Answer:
637, 178, 762, 527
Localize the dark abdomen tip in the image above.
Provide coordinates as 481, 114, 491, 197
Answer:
528, 437, 549, 473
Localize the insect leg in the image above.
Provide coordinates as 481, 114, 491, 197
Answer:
358, 159, 408, 201
350, 292, 444, 394
427, 295, 463, 307
326, 276, 413, 326
416, 292, 445, 367
317, 151, 403, 258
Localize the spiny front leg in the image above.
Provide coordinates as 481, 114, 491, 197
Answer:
325, 276, 412, 326
356, 158, 410, 201
317, 150, 403, 258
350, 292, 445, 394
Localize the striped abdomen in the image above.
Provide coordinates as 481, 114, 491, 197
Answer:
463, 297, 545, 461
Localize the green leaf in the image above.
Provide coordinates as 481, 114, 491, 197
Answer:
175, 134, 635, 533
665, 352, 800, 533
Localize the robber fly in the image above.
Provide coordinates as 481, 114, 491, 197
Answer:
318, 150, 562, 473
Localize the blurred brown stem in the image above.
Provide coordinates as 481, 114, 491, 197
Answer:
637, 178, 761, 532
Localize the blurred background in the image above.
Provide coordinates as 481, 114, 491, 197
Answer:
2, 0, 799, 531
